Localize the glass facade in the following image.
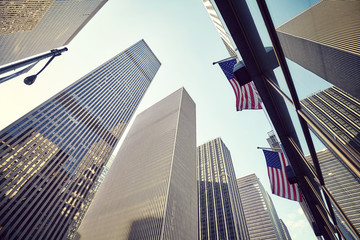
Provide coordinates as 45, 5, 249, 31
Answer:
198, 138, 249, 240
237, 174, 287, 239
301, 86, 360, 165
0, 0, 55, 34
77, 88, 198, 240
201, 0, 237, 57
306, 149, 360, 240
279, 219, 292, 240
0, 0, 107, 66
0, 39, 160, 240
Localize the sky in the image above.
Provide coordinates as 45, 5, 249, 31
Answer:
0, 0, 328, 239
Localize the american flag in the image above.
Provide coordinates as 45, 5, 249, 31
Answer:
263, 150, 302, 202
218, 59, 262, 111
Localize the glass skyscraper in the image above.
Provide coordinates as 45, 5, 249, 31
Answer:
279, 219, 292, 240
301, 86, 360, 166
306, 149, 360, 240
201, 0, 237, 57
0, 0, 107, 66
77, 88, 197, 240
198, 137, 249, 240
237, 173, 288, 240
0, 39, 160, 240
0, 0, 55, 34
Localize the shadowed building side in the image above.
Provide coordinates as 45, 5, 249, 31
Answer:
276, 0, 360, 100
198, 138, 249, 240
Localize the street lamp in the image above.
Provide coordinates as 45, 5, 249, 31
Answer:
24, 48, 67, 85
0, 47, 68, 85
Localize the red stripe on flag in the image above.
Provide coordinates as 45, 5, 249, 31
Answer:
280, 153, 291, 199
229, 78, 240, 110
247, 83, 256, 109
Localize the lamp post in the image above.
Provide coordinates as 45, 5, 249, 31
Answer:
0, 47, 68, 85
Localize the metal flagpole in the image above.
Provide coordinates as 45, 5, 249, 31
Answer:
257, 146, 282, 151
212, 55, 238, 65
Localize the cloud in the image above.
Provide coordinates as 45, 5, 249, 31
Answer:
282, 207, 312, 240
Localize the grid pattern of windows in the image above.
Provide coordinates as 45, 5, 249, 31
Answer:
276, 1, 360, 100
0, 0, 55, 34
0, 40, 160, 240
237, 174, 287, 240
198, 138, 249, 240
0, 0, 107, 66
301, 86, 360, 163
306, 149, 360, 239
201, 0, 237, 57
77, 88, 197, 240
279, 219, 292, 240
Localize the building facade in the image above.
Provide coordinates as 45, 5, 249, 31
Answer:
306, 149, 360, 240
301, 86, 360, 165
0, 0, 107, 66
276, 0, 360, 100
237, 174, 288, 239
0, 0, 55, 34
198, 137, 249, 240
279, 219, 292, 240
0, 39, 160, 240
201, 0, 237, 57
77, 88, 198, 240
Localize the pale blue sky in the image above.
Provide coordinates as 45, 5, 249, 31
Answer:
0, 0, 327, 239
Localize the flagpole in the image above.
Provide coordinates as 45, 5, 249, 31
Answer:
257, 146, 282, 151
212, 55, 238, 65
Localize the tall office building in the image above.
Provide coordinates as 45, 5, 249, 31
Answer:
0, 0, 107, 66
77, 88, 197, 240
276, 0, 360, 100
237, 174, 288, 239
0, 0, 55, 34
266, 130, 281, 151
201, 0, 237, 57
198, 137, 249, 240
279, 219, 292, 240
301, 86, 360, 164
0, 40, 160, 240
306, 149, 360, 239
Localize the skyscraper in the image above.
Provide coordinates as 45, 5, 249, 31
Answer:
237, 173, 288, 239
77, 88, 197, 240
266, 130, 281, 151
279, 219, 292, 240
201, 0, 237, 57
0, 0, 55, 34
0, 0, 107, 66
198, 137, 249, 240
301, 86, 360, 164
0, 39, 160, 240
306, 149, 360, 240
276, 0, 360, 100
